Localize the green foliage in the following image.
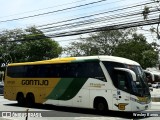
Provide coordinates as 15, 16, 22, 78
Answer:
113, 33, 159, 69
20, 39, 62, 62
64, 29, 158, 69
0, 27, 62, 64
64, 29, 136, 56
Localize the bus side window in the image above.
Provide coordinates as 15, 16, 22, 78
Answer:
37, 65, 48, 77
26, 65, 38, 78
67, 63, 78, 78
115, 70, 130, 92
117, 74, 127, 90
89, 62, 106, 81
47, 64, 59, 77
76, 62, 105, 81
7, 66, 27, 78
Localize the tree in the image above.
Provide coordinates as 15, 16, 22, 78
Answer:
0, 27, 62, 64
64, 29, 136, 56
113, 33, 159, 69
142, 1, 160, 39
0, 29, 24, 65
21, 38, 62, 62
64, 29, 158, 69
141, 1, 160, 68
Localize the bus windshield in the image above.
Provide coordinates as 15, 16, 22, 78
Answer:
125, 65, 150, 97
102, 61, 150, 97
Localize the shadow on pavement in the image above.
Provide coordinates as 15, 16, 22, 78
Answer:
3, 103, 150, 119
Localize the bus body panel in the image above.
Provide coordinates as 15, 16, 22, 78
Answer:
44, 78, 108, 109
4, 55, 151, 112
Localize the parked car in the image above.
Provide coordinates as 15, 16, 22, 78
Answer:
148, 83, 153, 91
0, 84, 4, 94
152, 82, 160, 88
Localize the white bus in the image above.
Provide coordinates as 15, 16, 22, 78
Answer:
4, 56, 151, 112
144, 70, 160, 83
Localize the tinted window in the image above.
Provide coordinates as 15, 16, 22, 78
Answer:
76, 62, 106, 81
114, 70, 131, 92
154, 75, 160, 82
7, 66, 27, 77
102, 61, 125, 86
145, 72, 152, 82
7, 62, 106, 81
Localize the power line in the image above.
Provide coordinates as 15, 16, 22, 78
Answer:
46, 17, 160, 38
0, 0, 132, 30
38, 0, 154, 28
0, 0, 108, 23
0, 2, 154, 31
3, 16, 160, 43
0, 0, 159, 43
0, 0, 88, 19
38, 7, 159, 35
36, 0, 130, 27
40, 9, 158, 33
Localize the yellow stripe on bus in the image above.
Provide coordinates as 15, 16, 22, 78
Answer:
8, 57, 76, 66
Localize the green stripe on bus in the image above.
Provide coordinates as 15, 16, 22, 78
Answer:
71, 59, 99, 63
46, 78, 74, 100
46, 78, 87, 100
58, 78, 87, 100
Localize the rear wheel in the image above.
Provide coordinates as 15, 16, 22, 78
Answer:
26, 93, 35, 108
16, 93, 25, 106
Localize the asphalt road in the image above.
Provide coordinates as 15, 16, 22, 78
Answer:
0, 95, 160, 120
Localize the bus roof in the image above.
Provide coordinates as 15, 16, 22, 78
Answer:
144, 70, 160, 76
8, 55, 139, 66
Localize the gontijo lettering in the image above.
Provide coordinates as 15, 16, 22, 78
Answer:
22, 80, 48, 86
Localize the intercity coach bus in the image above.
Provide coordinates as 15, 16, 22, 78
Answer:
4, 56, 151, 112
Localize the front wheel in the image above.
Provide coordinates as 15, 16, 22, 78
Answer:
94, 98, 108, 113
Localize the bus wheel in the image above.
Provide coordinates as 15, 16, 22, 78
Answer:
94, 98, 108, 113
16, 93, 25, 106
26, 93, 35, 108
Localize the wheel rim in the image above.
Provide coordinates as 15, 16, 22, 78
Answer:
98, 103, 105, 111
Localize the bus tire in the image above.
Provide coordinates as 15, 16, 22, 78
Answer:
26, 93, 35, 108
16, 93, 25, 106
94, 97, 108, 113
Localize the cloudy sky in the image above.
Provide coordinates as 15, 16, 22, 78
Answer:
0, 0, 158, 46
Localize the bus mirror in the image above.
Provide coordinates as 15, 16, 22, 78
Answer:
114, 67, 136, 82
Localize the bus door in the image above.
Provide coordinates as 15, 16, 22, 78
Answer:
112, 70, 131, 111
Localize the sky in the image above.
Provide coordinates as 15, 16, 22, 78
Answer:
0, 0, 159, 46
